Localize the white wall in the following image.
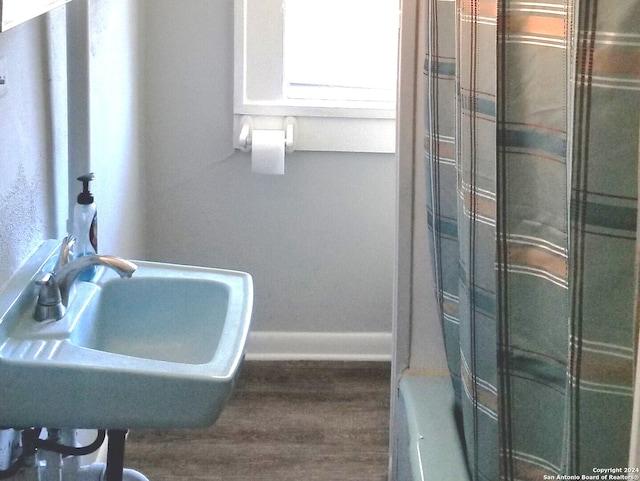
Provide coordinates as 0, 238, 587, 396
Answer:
0, 11, 67, 289
140, 0, 395, 334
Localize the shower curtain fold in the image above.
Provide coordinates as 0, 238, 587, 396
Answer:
423, 1, 640, 479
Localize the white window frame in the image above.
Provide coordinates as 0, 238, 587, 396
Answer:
233, 0, 398, 153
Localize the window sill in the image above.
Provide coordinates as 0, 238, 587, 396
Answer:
233, 114, 396, 153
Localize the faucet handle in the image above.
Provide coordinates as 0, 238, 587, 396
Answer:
34, 273, 65, 322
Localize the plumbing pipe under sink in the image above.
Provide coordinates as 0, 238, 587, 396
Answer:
10, 463, 149, 481
3, 429, 149, 481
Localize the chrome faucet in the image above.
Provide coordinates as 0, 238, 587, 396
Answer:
34, 237, 138, 322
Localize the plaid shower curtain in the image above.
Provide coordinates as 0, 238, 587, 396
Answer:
424, 0, 640, 479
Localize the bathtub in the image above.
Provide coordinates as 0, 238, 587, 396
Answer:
396, 374, 470, 481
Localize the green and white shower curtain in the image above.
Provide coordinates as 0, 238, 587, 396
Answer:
424, 0, 640, 479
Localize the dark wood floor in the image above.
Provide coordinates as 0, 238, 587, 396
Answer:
124, 361, 391, 481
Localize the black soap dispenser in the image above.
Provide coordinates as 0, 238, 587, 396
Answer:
72, 173, 98, 280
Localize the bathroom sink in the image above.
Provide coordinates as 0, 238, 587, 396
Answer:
0, 240, 253, 429
80, 276, 231, 364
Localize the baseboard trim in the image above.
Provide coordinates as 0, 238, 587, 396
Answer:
245, 331, 392, 361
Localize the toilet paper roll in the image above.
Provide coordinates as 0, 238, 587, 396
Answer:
251, 130, 285, 175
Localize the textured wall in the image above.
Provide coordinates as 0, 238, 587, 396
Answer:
0, 166, 49, 286
0, 13, 65, 289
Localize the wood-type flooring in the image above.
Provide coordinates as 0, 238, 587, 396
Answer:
124, 361, 391, 481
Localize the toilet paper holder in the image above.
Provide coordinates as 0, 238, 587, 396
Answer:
238, 116, 296, 154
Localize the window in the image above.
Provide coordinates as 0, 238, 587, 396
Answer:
234, 0, 399, 153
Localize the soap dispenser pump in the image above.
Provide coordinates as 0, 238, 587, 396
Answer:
72, 173, 98, 280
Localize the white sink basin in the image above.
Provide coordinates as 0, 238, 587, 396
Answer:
0, 241, 253, 429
